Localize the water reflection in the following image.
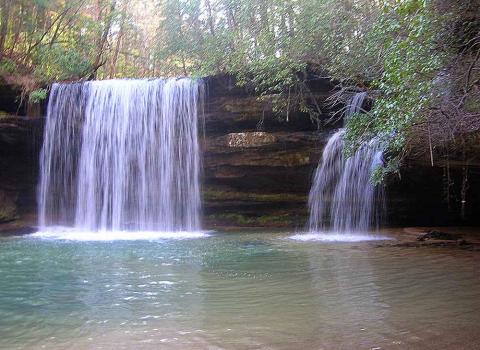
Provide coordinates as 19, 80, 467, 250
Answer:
197, 236, 318, 348
301, 243, 391, 349
0, 233, 479, 349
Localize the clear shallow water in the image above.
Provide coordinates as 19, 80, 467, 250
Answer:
289, 232, 392, 242
1, 232, 479, 350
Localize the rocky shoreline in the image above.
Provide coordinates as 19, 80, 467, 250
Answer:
374, 227, 480, 251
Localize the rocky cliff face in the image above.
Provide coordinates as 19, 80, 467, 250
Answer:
200, 75, 333, 228
0, 116, 43, 226
387, 159, 480, 227
201, 76, 480, 228
1, 76, 479, 232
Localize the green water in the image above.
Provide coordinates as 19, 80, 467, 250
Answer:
0, 232, 479, 349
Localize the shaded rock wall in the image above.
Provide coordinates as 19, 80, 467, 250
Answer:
201, 75, 333, 228
0, 116, 43, 224
200, 74, 480, 228
387, 160, 480, 227
0, 75, 479, 230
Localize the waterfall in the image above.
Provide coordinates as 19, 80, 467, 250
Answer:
346, 91, 367, 118
38, 78, 202, 232
308, 93, 384, 233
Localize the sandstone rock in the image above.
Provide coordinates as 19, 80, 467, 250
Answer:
0, 189, 18, 223
0, 115, 42, 226
226, 132, 277, 148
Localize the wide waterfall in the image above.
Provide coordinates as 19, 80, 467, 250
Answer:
307, 93, 384, 233
38, 78, 202, 233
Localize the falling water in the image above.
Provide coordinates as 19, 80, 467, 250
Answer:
346, 91, 367, 118
38, 78, 202, 232
308, 93, 384, 233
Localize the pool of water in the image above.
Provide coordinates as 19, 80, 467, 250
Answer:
0, 231, 479, 349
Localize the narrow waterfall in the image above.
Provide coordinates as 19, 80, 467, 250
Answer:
346, 91, 367, 119
38, 78, 202, 232
308, 93, 384, 233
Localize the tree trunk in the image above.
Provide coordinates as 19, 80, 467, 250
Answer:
9, 7, 21, 57
109, 0, 127, 78
91, 0, 117, 79
204, 0, 216, 36
0, 0, 11, 60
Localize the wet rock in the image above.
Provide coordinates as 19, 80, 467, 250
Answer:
0, 189, 18, 223
417, 230, 463, 241
0, 225, 36, 237
0, 115, 43, 225
0, 116, 44, 147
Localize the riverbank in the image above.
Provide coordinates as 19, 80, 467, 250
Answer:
375, 227, 480, 251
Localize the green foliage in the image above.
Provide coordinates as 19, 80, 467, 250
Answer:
33, 45, 93, 81
0, 0, 162, 89
29, 88, 48, 103
0, 0, 468, 183
343, 112, 376, 156
152, 0, 464, 182
342, 0, 454, 180
0, 59, 17, 75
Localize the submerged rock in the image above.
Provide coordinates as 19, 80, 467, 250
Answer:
417, 230, 463, 241
0, 224, 36, 237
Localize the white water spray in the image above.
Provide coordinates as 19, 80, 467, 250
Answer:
38, 78, 202, 233
307, 93, 385, 234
